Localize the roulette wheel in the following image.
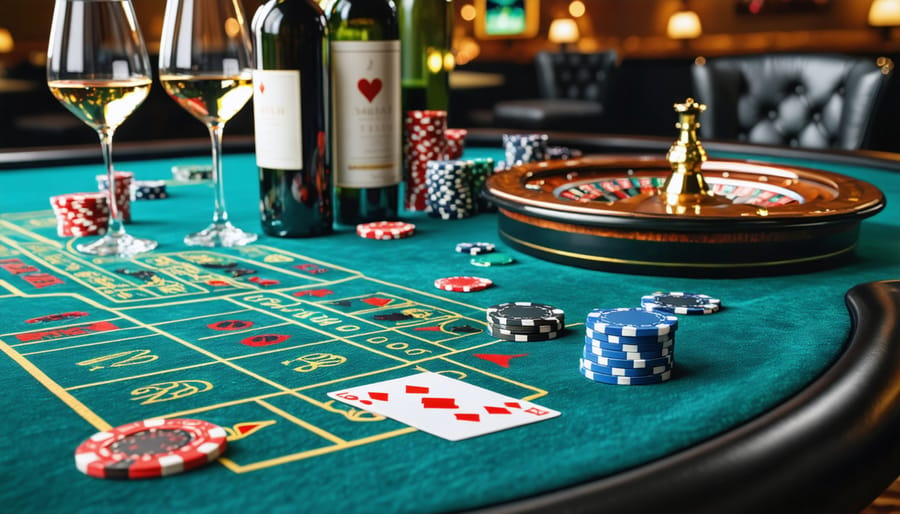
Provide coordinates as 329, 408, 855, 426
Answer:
483, 99, 886, 276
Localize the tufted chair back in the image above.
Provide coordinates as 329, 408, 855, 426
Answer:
692, 54, 892, 150
534, 50, 618, 102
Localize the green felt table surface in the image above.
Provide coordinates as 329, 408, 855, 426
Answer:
0, 146, 898, 513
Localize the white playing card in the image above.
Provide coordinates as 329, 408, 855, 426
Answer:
327, 372, 560, 441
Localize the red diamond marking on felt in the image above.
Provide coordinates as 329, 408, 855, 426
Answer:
406, 385, 429, 394
421, 397, 459, 409
455, 413, 480, 422
413, 326, 441, 331
369, 392, 389, 402
504, 402, 523, 409
485, 406, 512, 415
473, 353, 528, 368
361, 297, 392, 307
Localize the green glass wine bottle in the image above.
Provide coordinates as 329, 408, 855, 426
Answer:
253, 0, 333, 237
329, 0, 402, 225
398, 0, 452, 112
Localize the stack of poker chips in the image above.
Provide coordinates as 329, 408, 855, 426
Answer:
546, 146, 583, 161
641, 291, 721, 315
486, 302, 565, 342
425, 159, 476, 219
96, 171, 133, 223
172, 164, 213, 182
50, 192, 109, 237
580, 308, 678, 385
502, 133, 549, 167
445, 128, 468, 159
404, 110, 448, 211
130, 180, 169, 200
469, 157, 496, 211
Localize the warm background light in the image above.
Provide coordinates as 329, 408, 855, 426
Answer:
569, 1, 586, 18
667, 10, 703, 40
548, 18, 580, 44
460, 3, 477, 22
0, 28, 14, 54
869, 0, 900, 26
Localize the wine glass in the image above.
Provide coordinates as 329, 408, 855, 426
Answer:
158, 0, 257, 247
46, 0, 157, 257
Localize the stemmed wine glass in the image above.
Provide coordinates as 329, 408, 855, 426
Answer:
47, 0, 157, 257
158, 0, 257, 247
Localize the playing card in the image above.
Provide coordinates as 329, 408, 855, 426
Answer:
327, 372, 560, 441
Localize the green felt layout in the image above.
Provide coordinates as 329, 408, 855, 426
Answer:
0, 148, 898, 513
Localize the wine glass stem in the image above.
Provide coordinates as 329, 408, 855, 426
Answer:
208, 122, 229, 226
99, 128, 125, 237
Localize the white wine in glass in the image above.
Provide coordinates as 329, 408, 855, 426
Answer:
159, 0, 257, 247
46, 0, 157, 257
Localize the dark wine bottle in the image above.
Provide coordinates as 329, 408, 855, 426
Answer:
398, 0, 452, 112
328, 0, 402, 225
252, 0, 333, 237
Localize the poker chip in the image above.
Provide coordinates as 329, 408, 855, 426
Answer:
356, 221, 416, 240
425, 159, 475, 220
579, 358, 671, 377
434, 276, 492, 292
586, 336, 675, 354
587, 344, 673, 360
445, 128, 467, 159
471, 252, 515, 267
586, 308, 678, 337
487, 302, 565, 328
95, 171, 133, 224
74, 418, 227, 480
131, 180, 169, 200
582, 348, 674, 369
585, 327, 673, 345
641, 291, 722, 315
455, 241, 496, 255
502, 133, 549, 166
469, 157, 497, 211
50, 192, 110, 237
404, 110, 448, 211
493, 321, 557, 334
580, 306, 678, 386
172, 164, 213, 181
579, 365, 672, 385
489, 326, 559, 342
546, 145, 583, 161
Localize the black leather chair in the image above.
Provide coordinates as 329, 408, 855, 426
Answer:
492, 50, 617, 132
692, 53, 893, 150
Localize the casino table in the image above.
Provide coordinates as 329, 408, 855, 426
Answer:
1, 130, 899, 514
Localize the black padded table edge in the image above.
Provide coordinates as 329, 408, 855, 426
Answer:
471, 280, 900, 514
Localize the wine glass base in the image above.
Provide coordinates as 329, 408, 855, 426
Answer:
184, 222, 258, 247
75, 232, 158, 258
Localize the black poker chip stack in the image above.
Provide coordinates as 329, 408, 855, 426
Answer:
486, 301, 565, 342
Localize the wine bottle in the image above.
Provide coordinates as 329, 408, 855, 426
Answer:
328, 0, 401, 224
253, 0, 333, 237
398, 0, 452, 112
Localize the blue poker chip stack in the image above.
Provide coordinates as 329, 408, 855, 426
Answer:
502, 133, 549, 167
580, 308, 678, 385
425, 159, 476, 219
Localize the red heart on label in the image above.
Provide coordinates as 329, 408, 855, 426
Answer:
358, 78, 382, 102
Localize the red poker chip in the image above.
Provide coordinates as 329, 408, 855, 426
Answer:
356, 221, 416, 240
434, 276, 493, 292
74, 418, 227, 480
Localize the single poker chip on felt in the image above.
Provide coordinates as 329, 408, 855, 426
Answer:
356, 221, 416, 240
434, 276, 493, 292
487, 302, 565, 328
470, 252, 515, 267
641, 291, 722, 315
455, 241, 496, 255
74, 418, 227, 480
586, 308, 678, 337
579, 365, 672, 385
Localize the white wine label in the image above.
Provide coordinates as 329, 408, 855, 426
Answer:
253, 69, 303, 170
332, 40, 401, 188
